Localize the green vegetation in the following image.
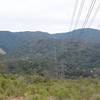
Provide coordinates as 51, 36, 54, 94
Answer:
0, 74, 100, 100
1, 29, 100, 78
1, 29, 100, 99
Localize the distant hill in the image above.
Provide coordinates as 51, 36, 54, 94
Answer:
0, 28, 100, 53
0, 28, 100, 77
0, 31, 49, 53
53, 28, 100, 44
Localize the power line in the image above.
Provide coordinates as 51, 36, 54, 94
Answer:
70, 0, 79, 31
74, 0, 86, 29
88, 1, 100, 27
82, 0, 97, 28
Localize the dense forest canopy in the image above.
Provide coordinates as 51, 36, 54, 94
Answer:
0, 28, 100, 78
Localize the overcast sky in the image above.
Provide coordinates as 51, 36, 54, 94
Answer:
0, 0, 100, 33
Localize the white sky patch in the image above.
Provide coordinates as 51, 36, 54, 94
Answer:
0, 48, 6, 55
0, 0, 99, 33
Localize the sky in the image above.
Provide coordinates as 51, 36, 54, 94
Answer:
0, 0, 100, 33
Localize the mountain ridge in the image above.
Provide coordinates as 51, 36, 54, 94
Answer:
0, 28, 100, 77
0, 28, 100, 53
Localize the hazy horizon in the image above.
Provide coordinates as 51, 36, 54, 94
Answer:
0, 0, 100, 33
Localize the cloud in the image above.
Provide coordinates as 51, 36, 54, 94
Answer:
0, 0, 99, 33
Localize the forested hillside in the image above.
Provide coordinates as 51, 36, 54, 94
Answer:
0, 28, 100, 78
